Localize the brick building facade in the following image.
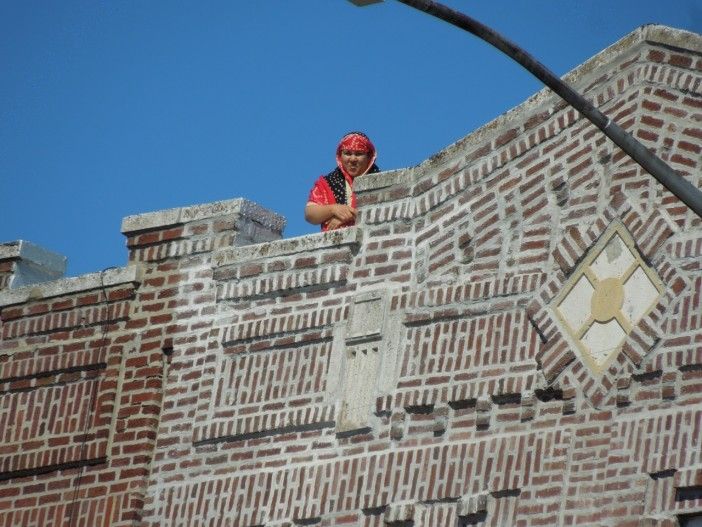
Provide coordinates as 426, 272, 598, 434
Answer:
1, 25, 701, 526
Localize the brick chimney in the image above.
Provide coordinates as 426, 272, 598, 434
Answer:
121, 198, 286, 263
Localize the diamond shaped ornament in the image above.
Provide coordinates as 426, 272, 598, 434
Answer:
552, 222, 664, 375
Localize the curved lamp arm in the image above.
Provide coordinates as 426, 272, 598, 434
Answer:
348, 0, 702, 218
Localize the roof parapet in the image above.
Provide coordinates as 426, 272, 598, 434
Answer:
0, 240, 67, 291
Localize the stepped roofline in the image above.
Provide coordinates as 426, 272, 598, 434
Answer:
357, 24, 702, 194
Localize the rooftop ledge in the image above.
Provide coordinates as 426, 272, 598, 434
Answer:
354, 168, 411, 193
0, 265, 141, 308
121, 197, 286, 235
1, 25, 696, 302
213, 227, 363, 268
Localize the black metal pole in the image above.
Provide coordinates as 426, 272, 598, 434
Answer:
396, 0, 702, 218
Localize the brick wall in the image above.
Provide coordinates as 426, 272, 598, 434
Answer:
0, 200, 284, 527
1, 25, 701, 527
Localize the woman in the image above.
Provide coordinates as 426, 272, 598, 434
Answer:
305, 132, 379, 231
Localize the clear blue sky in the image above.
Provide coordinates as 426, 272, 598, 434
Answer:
1, 1, 700, 277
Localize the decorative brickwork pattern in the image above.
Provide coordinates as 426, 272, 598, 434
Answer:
0, 25, 701, 527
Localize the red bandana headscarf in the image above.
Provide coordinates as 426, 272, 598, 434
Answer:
335, 132, 377, 183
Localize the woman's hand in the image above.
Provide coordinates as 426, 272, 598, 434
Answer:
305, 202, 356, 228
325, 217, 345, 230
329, 204, 356, 223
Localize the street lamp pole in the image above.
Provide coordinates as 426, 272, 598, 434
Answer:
349, 0, 702, 218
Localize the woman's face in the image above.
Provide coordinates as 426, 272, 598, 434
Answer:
340, 149, 370, 179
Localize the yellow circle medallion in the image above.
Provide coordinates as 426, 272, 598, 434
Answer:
590, 277, 624, 322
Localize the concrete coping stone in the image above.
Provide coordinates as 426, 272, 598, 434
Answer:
0, 264, 141, 308
0, 240, 67, 271
213, 227, 362, 268
645, 24, 702, 54
121, 197, 286, 235
354, 168, 412, 193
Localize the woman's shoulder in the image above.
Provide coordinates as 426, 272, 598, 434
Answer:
311, 171, 334, 187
